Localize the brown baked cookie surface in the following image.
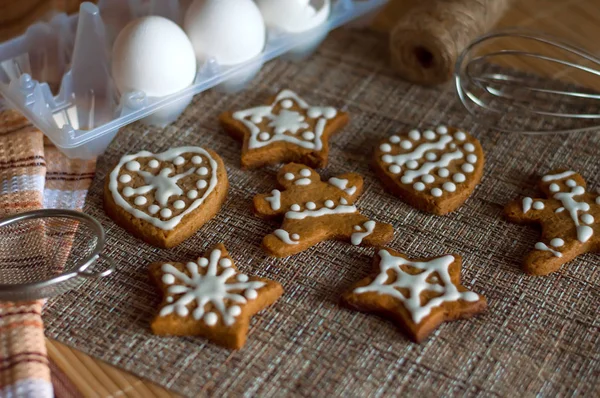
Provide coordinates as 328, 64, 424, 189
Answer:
219, 89, 349, 169
505, 170, 600, 276
342, 248, 487, 343
104, 146, 228, 248
373, 126, 484, 215
254, 163, 394, 257
150, 243, 283, 349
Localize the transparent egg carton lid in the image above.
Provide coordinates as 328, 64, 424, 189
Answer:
0, 0, 388, 159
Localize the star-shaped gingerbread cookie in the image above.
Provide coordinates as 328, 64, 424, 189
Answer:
254, 163, 394, 257
505, 169, 600, 276
150, 243, 283, 349
342, 248, 487, 343
219, 89, 349, 169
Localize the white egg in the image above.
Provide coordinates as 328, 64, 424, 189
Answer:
257, 0, 331, 33
184, 0, 266, 65
112, 16, 196, 97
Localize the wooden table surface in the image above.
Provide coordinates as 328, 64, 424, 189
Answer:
1, 0, 599, 396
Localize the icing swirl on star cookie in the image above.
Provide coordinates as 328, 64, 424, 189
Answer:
232, 90, 338, 151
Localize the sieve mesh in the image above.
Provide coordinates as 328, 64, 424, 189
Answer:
0, 210, 113, 301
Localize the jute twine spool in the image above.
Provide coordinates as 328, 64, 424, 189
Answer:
390, 0, 513, 85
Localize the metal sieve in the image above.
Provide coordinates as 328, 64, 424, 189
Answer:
0, 209, 115, 301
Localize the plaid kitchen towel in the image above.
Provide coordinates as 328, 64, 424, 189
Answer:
0, 109, 95, 397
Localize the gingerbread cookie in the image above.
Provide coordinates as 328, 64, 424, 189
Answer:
150, 243, 283, 349
219, 89, 349, 169
342, 248, 487, 343
505, 170, 600, 276
254, 163, 394, 257
104, 146, 228, 248
373, 126, 484, 215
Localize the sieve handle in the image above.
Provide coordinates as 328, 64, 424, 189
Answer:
77, 253, 116, 279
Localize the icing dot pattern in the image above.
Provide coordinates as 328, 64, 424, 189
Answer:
377, 126, 481, 198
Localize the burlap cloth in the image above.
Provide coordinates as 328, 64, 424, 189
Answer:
42, 29, 599, 397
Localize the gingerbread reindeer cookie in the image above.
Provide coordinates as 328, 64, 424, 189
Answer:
254, 164, 394, 257
505, 170, 600, 276
342, 248, 487, 343
220, 89, 349, 169
150, 243, 283, 349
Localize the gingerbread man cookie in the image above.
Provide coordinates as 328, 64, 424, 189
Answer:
254, 163, 394, 257
373, 126, 484, 215
104, 146, 228, 248
342, 248, 487, 343
505, 170, 600, 276
150, 243, 283, 349
219, 89, 349, 169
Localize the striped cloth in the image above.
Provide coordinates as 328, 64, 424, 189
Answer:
0, 109, 95, 397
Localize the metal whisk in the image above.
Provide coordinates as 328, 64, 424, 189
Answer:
454, 29, 600, 134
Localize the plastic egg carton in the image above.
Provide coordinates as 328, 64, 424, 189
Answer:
0, 0, 387, 159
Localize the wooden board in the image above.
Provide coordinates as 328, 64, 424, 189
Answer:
1, 0, 598, 396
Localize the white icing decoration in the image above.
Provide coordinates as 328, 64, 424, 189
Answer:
285, 204, 357, 220
188, 190, 198, 199
108, 147, 218, 230
402, 150, 464, 183
281, 99, 293, 108
300, 169, 311, 177
324, 200, 334, 208
401, 141, 413, 149
149, 205, 159, 214
274, 229, 299, 245
438, 168, 449, 178
422, 175, 435, 184
328, 178, 357, 196
390, 135, 401, 143
126, 161, 140, 171
581, 214, 594, 225
413, 182, 425, 191
549, 183, 560, 192
462, 164, 474, 173
192, 156, 202, 165
382, 155, 393, 164
556, 207, 564, 213
424, 130, 436, 140
284, 173, 294, 181
455, 132, 466, 141
259, 132, 270, 141
237, 274, 248, 282
233, 90, 337, 151
467, 154, 477, 164
351, 221, 375, 245
425, 153, 437, 161
566, 179, 576, 187
431, 188, 443, 197
542, 171, 576, 182
443, 182, 456, 192
436, 126, 448, 134
535, 242, 562, 257
306, 202, 317, 210
119, 174, 132, 183
149, 160, 159, 168
533, 201, 544, 210
197, 180, 208, 189
389, 165, 401, 174
123, 187, 134, 197
134, 196, 147, 206
522, 197, 533, 213
197, 167, 208, 176
550, 238, 564, 247
266, 189, 281, 211
380, 144, 392, 152
162, 273, 175, 284
174, 200, 185, 210
174, 156, 185, 166
406, 160, 418, 169
453, 173, 466, 183
303, 132, 315, 140
161, 208, 172, 218
355, 250, 480, 323
408, 130, 420, 140
340, 198, 348, 205
295, 178, 311, 185
290, 204, 301, 211
464, 143, 475, 152
219, 258, 232, 267
159, 249, 265, 326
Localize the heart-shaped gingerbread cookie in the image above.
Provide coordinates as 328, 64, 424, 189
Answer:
104, 146, 228, 248
373, 126, 484, 215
